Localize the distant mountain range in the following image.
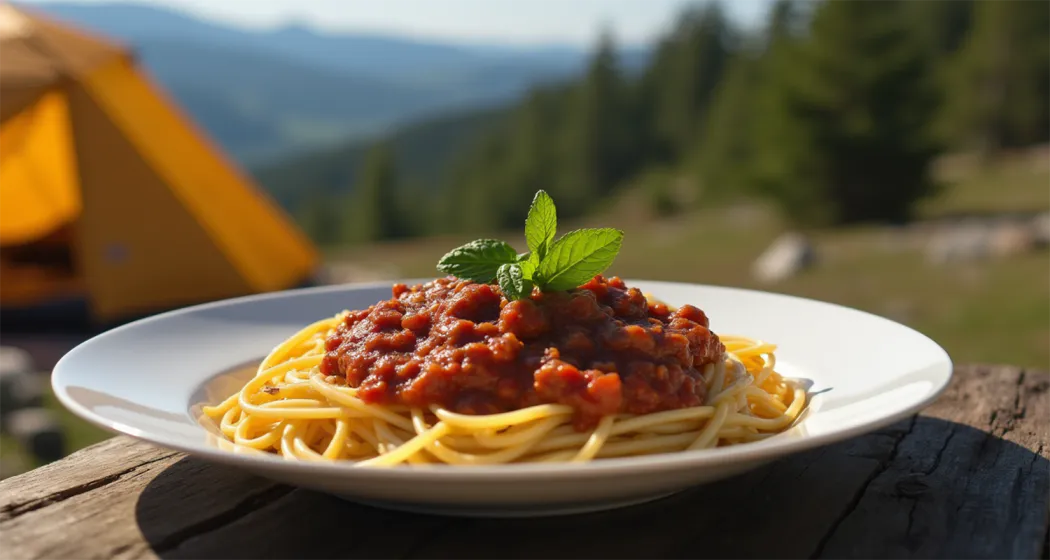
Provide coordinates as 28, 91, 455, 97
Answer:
29, 2, 648, 164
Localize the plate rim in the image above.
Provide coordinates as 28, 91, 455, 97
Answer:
52, 278, 953, 481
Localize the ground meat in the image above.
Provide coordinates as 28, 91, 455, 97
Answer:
320, 275, 725, 430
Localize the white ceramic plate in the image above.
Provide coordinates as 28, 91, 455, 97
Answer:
52, 280, 952, 517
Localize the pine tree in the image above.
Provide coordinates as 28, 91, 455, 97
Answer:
697, 0, 800, 202
351, 144, 403, 241
910, 0, 974, 61
752, 0, 938, 225
905, 0, 975, 153
940, 0, 1050, 154
499, 88, 562, 228
653, 3, 732, 159
443, 135, 509, 234
696, 53, 760, 200
437, 87, 569, 234
392, 180, 434, 238
295, 194, 343, 246
765, 0, 806, 44
557, 30, 630, 216
634, 36, 675, 162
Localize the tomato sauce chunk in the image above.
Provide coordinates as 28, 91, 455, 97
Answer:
319, 276, 725, 430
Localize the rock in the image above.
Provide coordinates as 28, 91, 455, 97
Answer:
988, 222, 1035, 257
0, 347, 42, 418
0, 346, 34, 376
0, 369, 44, 417
927, 218, 1043, 264
5, 408, 65, 463
926, 222, 992, 264
752, 232, 816, 283
1030, 212, 1050, 247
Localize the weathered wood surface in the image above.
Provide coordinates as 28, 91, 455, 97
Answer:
0, 364, 1046, 560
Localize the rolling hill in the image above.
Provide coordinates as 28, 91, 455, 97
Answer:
26, 2, 645, 163
135, 40, 446, 160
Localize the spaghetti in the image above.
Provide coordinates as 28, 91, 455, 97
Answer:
202, 283, 807, 466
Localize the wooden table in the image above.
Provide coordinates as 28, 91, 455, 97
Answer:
1, 364, 1047, 559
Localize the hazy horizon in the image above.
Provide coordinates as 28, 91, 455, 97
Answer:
21, 0, 772, 47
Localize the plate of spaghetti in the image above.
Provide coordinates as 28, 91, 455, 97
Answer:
52, 191, 952, 517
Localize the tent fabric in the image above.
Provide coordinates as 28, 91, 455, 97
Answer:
0, 90, 80, 245
67, 75, 256, 316
0, 4, 318, 321
0, 42, 58, 88
81, 58, 318, 296
0, 83, 54, 125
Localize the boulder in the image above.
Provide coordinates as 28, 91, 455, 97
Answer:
988, 222, 1036, 257
926, 222, 992, 263
0, 369, 44, 417
751, 232, 816, 283
927, 218, 1043, 264
1031, 212, 1050, 247
0, 346, 33, 376
0, 347, 42, 418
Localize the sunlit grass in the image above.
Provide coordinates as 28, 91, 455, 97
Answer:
921, 148, 1049, 217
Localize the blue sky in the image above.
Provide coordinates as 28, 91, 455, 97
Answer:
25, 0, 772, 46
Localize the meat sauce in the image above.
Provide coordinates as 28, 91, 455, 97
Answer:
319, 275, 725, 430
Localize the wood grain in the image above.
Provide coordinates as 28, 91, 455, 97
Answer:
0, 365, 1046, 560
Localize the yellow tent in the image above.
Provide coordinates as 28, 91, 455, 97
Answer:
0, 3, 318, 323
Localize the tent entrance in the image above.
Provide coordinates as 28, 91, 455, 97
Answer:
0, 224, 84, 308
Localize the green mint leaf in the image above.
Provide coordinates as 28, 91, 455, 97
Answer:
524, 190, 557, 261
535, 228, 624, 291
436, 239, 518, 282
517, 252, 537, 278
497, 263, 533, 300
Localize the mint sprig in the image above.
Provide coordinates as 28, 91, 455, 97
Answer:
524, 190, 557, 263
435, 190, 624, 300
496, 263, 533, 300
535, 228, 624, 291
436, 239, 518, 283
